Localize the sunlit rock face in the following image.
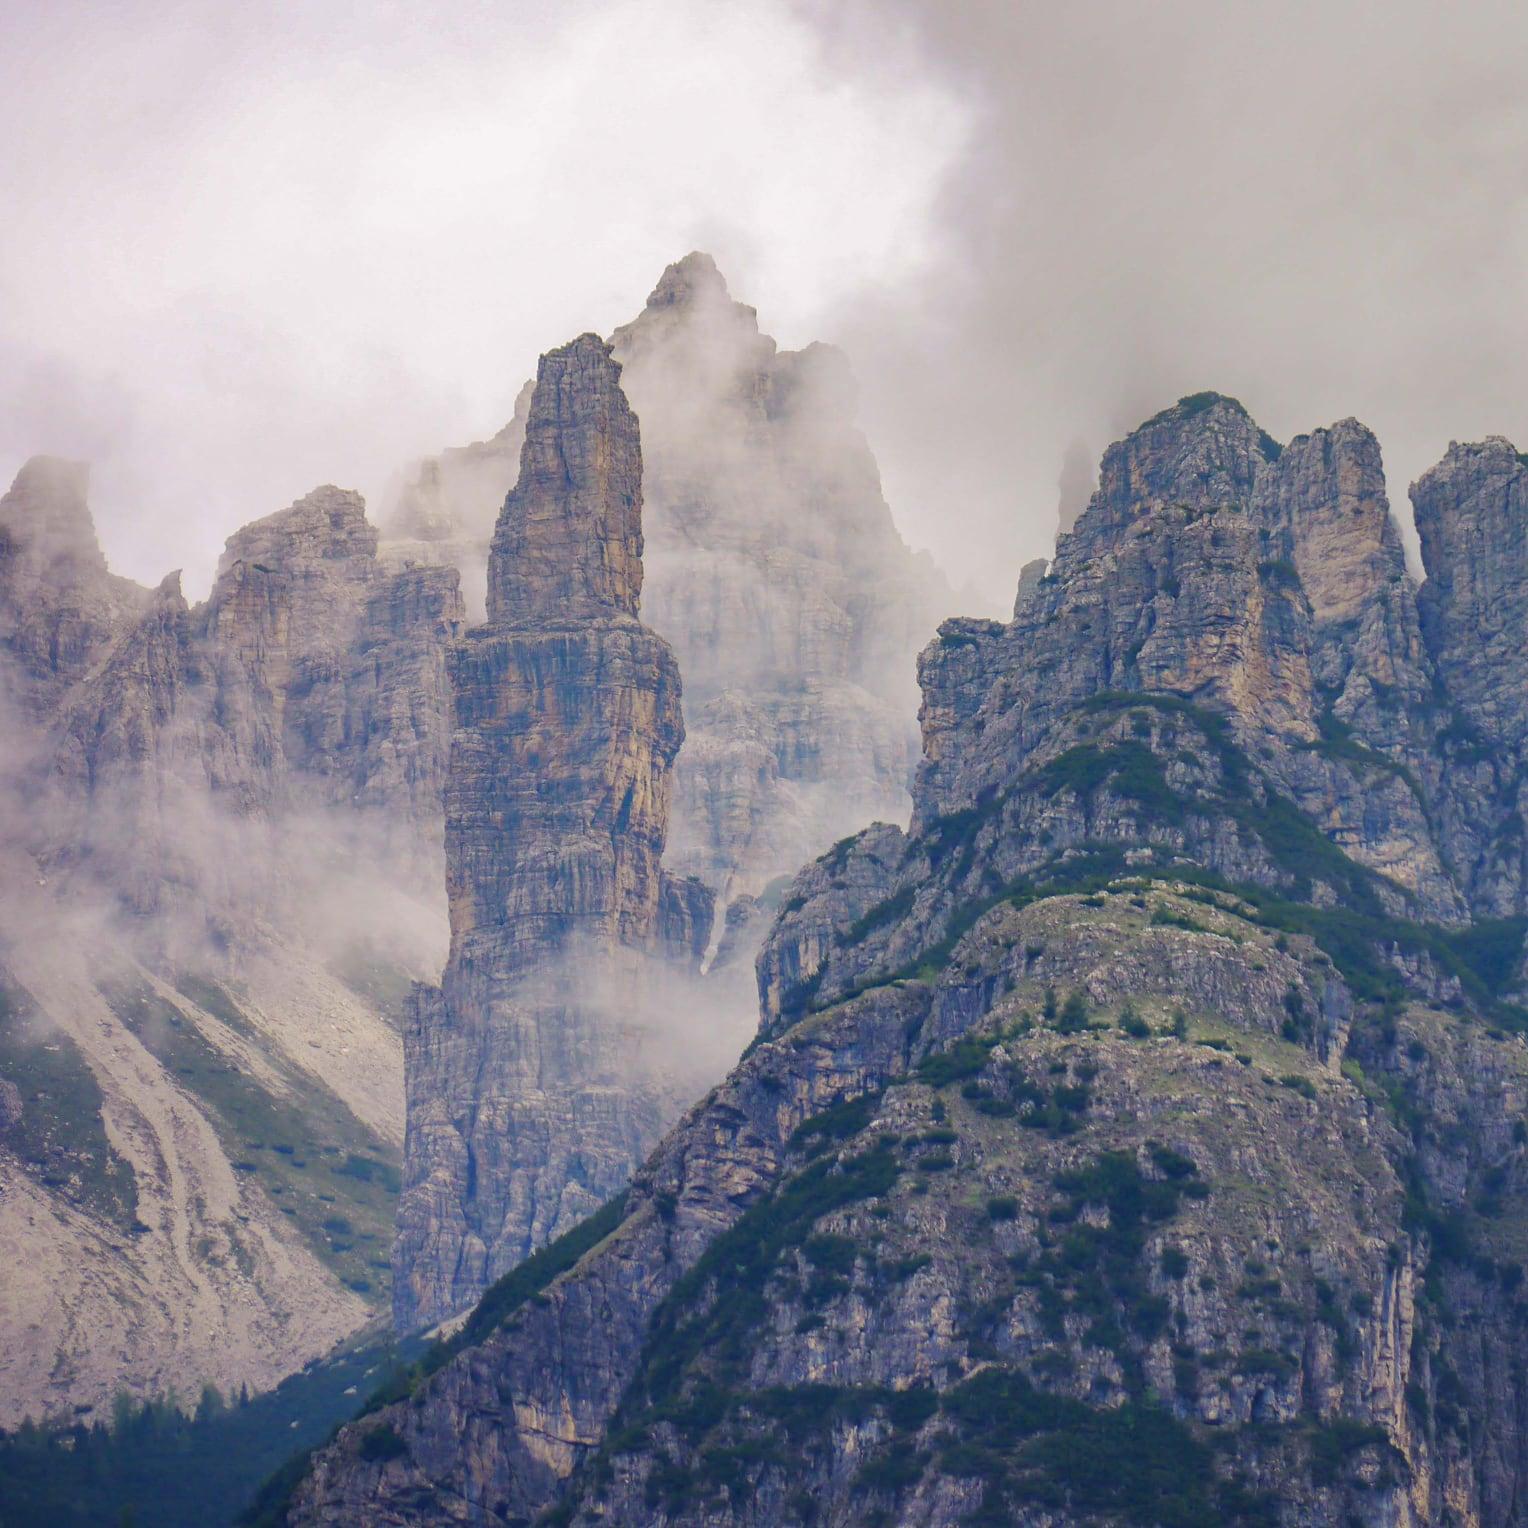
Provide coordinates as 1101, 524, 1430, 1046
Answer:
392, 335, 726, 1332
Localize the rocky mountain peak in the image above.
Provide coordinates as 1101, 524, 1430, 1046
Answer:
1414, 434, 1528, 745
215, 484, 378, 576
643, 249, 733, 312
1254, 418, 1407, 630
292, 387, 1528, 1528
391, 325, 721, 1329
0, 455, 108, 577
1069, 391, 1279, 549
485, 333, 644, 624
611, 252, 773, 391
764, 338, 858, 423
0, 456, 148, 714
203, 485, 386, 681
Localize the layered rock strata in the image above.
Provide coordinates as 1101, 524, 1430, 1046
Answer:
392, 335, 724, 1332
0, 459, 464, 1426
380, 254, 950, 921
294, 396, 1528, 1528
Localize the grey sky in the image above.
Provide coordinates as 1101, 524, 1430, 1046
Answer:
815, 0, 1528, 599
3, 0, 1525, 610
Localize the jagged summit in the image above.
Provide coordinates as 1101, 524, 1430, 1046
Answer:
1135, 389, 1259, 430
644, 249, 733, 310
290, 390, 1528, 1527
1070, 391, 1276, 544
0, 455, 148, 715
394, 327, 717, 1328
485, 333, 644, 624
0, 456, 105, 573
0, 441, 467, 1427
611, 252, 773, 389
1414, 436, 1528, 745
216, 483, 378, 575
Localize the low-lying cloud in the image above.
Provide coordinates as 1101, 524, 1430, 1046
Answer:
4, 0, 1525, 615
0, 0, 963, 599
804, 0, 1528, 595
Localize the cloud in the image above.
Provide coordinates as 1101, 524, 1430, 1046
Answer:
798, 0, 1528, 599
8, 0, 1525, 616
0, 0, 965, 597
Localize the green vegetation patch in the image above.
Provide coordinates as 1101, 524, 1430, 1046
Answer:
0, 976, 138, 1231
1170, 874, 1528, 1028
0, 1326, 426, 1528
1037, 741, 1189, 827
635, 1142, 897, 1408
1300, 708, 1423, 799
360, 1190, 630, 1420
101, 977, 400, 1299
935, 1367, 1276, 1526
1020, 1149, 1209, 1389
584, 1127, 902, 1509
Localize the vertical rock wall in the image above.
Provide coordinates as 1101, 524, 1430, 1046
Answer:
393, 335, 717, 1331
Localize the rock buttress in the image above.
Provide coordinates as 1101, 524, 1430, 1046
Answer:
393, 334, 715, 1331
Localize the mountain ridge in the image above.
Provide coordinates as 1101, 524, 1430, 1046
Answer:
284, 390, 1528, 1527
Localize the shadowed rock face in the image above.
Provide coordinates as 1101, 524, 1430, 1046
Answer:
393, 335, 719, 1332
294, 396, 1528, 1528
1415, 438, 1528, 743
0, 456, 147, 716
0, 459, 465, 1427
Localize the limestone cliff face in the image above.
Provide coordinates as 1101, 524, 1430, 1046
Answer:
204, 483, 464, 861
613, 253, 946, 908
0, 460, 463, 1428
914, 397, 1458, 917
33, 481, 465, 929
293, 397, 1528, 1528
392, 335, 721, 1333
1408, 441, 1528, 916
1254, 420, 1431, 743
378, 254, 949, 918
383, 266, 949, 1327
0, 457, 146, 718
1414, 438, 1528, 744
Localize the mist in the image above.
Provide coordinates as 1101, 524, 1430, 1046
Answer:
0, 0, 963, 599
6, 3, 1528, 616
807, 0, 1528, 600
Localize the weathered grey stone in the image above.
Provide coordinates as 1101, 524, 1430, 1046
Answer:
0, 462, 464, 1426
0, 456, 146, 716
392, 335, 719, 1331
293, 394, 1528, 1528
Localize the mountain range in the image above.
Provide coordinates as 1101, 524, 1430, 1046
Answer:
6, 257, 1528, 1527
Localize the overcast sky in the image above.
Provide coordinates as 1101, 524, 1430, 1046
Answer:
4, 0, 1526, 609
